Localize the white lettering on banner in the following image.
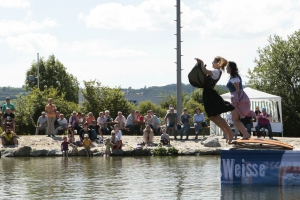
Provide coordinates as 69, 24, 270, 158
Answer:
222, 159, 266, 179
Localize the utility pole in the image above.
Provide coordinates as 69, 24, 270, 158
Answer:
37, 53, 40, 89
175, 0, 182, 122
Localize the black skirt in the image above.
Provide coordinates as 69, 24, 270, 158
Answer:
203, 87, 234, 117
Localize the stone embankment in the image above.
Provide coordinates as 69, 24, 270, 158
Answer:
1, 135, 299, 157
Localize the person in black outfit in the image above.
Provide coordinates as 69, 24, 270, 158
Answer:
193, 57, 235, 143
79, 122, 92, 142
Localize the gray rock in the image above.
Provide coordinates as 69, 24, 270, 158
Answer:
31, 149, 49, 156
111, 149, 124, 156
78, 148, 88, 156
132, 148, 151, 156
2, 149, 15, 157
93, 152, 103, 156
123, 150, 133, 156
48, 149, 62, 156
14, 146, 32, 156
202, 136, 221, 147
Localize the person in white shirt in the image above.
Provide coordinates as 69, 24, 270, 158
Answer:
114, 111, 126, 129
55, 114, 68, 135
114, 124, 122, 140
193, 107, 205, 140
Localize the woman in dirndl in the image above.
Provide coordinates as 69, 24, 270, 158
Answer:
194, 56, 235, 143
226, 61, 255, 139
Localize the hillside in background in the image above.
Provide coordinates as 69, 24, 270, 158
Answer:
0, 84, 229, 103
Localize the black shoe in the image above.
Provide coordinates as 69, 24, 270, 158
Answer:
47, 135, 51, 137
180, 137, 182, 140
174, 137, 177, 140
269, 137, 274, 140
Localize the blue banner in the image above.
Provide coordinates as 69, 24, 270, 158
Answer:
221, 150, 300, 185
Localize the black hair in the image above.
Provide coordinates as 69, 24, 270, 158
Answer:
228, 61, 239, 78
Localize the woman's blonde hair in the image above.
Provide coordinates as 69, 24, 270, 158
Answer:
213, 56, 228, 71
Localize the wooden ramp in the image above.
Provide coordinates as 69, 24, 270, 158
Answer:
231, 138, 293, 150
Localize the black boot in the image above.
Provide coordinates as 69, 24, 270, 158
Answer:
195, 134, 198, 140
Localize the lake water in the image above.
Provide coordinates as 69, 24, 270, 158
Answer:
0, 156, 299, 200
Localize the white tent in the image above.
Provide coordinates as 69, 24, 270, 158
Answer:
211, 87, 283, 136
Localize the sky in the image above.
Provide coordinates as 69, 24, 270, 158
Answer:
1, 0, 300, 89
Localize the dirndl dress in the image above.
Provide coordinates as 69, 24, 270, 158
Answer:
188, 63, 234, 117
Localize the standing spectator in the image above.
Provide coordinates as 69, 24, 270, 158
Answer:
125, 110, 135, 135
180, 108, 191, 140
45, 98, 56, 137
164, 107, 178, 139
55, 114, 68, 135
3, 108, 15, 132
193, 107, 205, 140
255, 108, 273, 139
35, 111, 48, 135
134, 110, 144, 135
2, 97, 16, 114
86, 112, 95, 126
143, 125, 154, 145
114, 111, 126, 130
97, 112, 108, 134
69, 111, 81, 133
89, 120, 103, 141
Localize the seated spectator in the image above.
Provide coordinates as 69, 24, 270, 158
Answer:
77, 112, 86, 128
255, 108, 273, 139
150, 110, 160, 135
114, 111, 126, 130
143, 125, 154, 145
180, 108, 191, 140
82, 134, 92, 157
35, 111, 48, 135
86, 112, 95, 126
1, 125, 18, 147
164, 107, 178, 139
193, 107, 205, 140
97, 112, 108, 134
3, 108, 15, 132
104, 110, 113, 133
67, 125, 75, 144
134, 110, 144, 135
114, 124, 122, 140
55, 114, 68, 135
153, 112, 161, 134
160, 127, 170, 145
79, 122, 92, 142
144, 110, 154, 129
125, 110, 135, 135
89, 120, 103, 141
69, 111, 81, 133
110, 130, 122, 151
54, 111, 60, 130
239, 116, 253, 139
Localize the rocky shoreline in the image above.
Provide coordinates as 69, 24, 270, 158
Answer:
1, 135, 300, 157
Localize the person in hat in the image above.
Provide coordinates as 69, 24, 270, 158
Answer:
82, 134, 92, 157
35, 111, 48, 135
255, 108, 273, 139
2, 97, 16, 114
1, 125, 18, 148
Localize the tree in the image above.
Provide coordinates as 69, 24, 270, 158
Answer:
25, 54, 79, 103
137, 101, 167, 118
248, 30, 300, 136
14, 87, 80, 134
81, 80, 135, 119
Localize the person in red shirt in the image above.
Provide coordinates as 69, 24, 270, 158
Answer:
134, 110, 144, 135
255, 108, 273, 139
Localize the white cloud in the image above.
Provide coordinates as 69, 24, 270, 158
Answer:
64, 40, 148, 58
79, 0, 300, 39
6, 33, 59, 53
0, 0, 30, 8
0, 19, 58, 36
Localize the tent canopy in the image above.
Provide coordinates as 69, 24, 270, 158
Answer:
220, 87, 281, 102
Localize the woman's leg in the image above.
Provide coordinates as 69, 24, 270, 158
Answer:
210, 115, 234, 142
231, 110, 251, 139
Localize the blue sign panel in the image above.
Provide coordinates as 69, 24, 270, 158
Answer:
221, 150, 300, 185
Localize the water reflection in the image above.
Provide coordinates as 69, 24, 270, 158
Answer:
1, 156, 299, 199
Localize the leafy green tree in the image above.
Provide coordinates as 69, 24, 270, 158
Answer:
137, 100, 167, 118
25, 54, 79, 103
14, 87, 80, 134
82, 81, 134, 119
248, 31, 300, 136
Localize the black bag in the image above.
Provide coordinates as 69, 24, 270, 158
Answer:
201, 122, 208, 127
188, 62, 207, 88
177, 124, 181, 130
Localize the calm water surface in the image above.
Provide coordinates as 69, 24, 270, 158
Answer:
0, 156, 299, 200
